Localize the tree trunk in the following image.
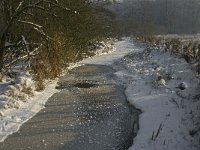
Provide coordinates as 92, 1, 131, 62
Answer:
0, 46, 4, 72
0, 34, 6, 72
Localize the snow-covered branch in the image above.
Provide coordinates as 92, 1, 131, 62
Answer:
5, 44, 41, 68
17, 20, 43, 29
32, 27, 53, 41
15, 1, 25, 12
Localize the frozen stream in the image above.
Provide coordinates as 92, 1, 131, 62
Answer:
0, 38, 199, 150
82, 38, 200, 150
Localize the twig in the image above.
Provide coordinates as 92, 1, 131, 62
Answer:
151, 123, 163, 141
169, 98, 179, 108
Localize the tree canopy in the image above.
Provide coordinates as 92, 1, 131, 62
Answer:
0, 0, 116, 79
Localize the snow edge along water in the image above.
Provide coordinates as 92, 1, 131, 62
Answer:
0, 39, 118, 142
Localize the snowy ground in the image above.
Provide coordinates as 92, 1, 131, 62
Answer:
81, 39, 200, 150
0, 37, 199, 149
0, 75, 58, 142
122, 47, 200, 150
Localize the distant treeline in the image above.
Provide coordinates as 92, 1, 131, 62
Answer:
110, 0, 200, 35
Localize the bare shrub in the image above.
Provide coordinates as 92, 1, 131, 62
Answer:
31, 34, 66, 80
21, 80, 34, 96
35, 79, 45, 92
5, 88, 18, 98
169, 39, 182, 54
197, 44, 200, 60
0, 0, 115, 85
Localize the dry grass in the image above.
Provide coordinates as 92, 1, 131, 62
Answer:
5, 89, 18, 98
134, 35, 200, 73
21, 80, 34, 96
35, 79, 45, 92
5, 78, 34, 103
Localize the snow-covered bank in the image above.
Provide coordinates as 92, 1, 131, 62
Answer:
0, 81, 58, 142
80, 38, 135, 65
80, 38, 200, 150
0, 68, 58, 142
122, 47, 200, 150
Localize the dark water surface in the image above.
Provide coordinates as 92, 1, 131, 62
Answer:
0, 64, 140, 150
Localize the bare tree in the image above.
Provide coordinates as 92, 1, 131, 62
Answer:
0, 0, 73, 71
0, 0, 115, 81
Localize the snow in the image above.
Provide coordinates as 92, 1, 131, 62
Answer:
124, 48, 200, 150
79, 38, 200, 150
80, 38, 135, 65
0, 37, 199, 149
0, 71, 58, 142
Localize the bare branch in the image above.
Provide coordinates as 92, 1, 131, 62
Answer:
1, 1, 45, 44
42, 0, 79, 14
17, 20, 43, 29
15, 1, 25, 12
22, 12, 39, 19
32, 27, 53, 41
5, 44, 41, 68
42, 0, 71, 11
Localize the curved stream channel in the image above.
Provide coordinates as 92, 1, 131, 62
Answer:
0, 64, 140, 150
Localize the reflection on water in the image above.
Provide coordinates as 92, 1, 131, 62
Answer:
58, 65, 140, 150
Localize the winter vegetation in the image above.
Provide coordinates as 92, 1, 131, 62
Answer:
0, 0, 118, 107
0, 0, 116, 81
132, 34, 200, 74
0, 2, 119, 139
